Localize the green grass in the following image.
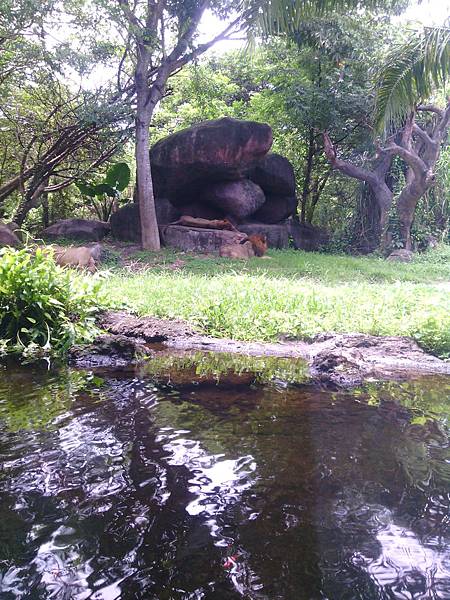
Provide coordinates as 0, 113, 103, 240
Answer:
101, 245, 450, 358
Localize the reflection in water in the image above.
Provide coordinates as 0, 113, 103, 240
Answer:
0, 358, 449, 599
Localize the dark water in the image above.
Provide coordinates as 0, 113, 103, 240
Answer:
0, 353, 449, 599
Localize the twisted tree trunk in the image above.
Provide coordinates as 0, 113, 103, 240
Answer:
323, 132, 393, 249
323, 99, 450, 250
383, 102, 450, 249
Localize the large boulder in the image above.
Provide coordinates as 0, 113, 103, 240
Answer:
289, 221, 329, 251
249, 153, 296, 197
150, 117, 273, 206
253, 195, 297, 224
239, 222, 290, 249
110, 204, 140, 242
163, 225, 247, 253
204, 179, 265, 221
110, 201, 180, 242
0, 223, 21, 247
41, 219, 110, 242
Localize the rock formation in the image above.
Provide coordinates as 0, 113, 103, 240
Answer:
111, 117, 326, 251
150, 117, 273, 206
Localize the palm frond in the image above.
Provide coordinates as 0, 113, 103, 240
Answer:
374, 25, 450, 133
242, 0, 406, 37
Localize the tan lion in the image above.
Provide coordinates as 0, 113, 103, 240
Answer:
219, 240, 255, 259
50, 244, 102, 273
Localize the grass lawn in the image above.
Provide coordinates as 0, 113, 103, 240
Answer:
100, 244, 450, 358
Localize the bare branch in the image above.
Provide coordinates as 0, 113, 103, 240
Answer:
383, 142, 428, 181
323, 132, 377, 184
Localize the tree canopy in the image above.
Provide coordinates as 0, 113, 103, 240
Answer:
0, 0, 448, 252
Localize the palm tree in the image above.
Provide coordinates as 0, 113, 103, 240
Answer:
246, 0, 404, 36
374, 24, 450, 132
254, 4, 450, 248
248, 1, 448, 130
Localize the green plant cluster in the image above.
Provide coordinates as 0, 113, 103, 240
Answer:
0, 246, 106, 359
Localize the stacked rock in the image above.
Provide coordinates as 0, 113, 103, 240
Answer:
111, 117, 298, 248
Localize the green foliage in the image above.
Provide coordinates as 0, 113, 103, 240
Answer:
103, 246, 450, 358
76, 161, 131, 221
0, 246, 106, 359
76, 162, 131, 199
245, 0, 406, 37
104, 162, 131, 191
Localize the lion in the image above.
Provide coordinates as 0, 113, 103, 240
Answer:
245, 234, 268, 257
219, 233, 269, 260
50, 244, 102, 273
171, 215, 238, 231
219, 240, 255, 259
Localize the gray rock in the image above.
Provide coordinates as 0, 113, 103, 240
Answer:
289, 221, 329, 251
239, 222, 290, 249
162, 225, 247, 253
0, 223, 21, 247
249, 153, 296, 197
41, 219, 110, 242
387, 249, 414, 262
69, 334, 148, 369
110, 200, 179, 242
204, 179, 265, 221
253, 195, 297, 224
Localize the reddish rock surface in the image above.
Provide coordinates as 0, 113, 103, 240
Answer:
150, 117, 273, 206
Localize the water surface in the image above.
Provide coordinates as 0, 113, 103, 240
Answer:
0, 354, 449, 599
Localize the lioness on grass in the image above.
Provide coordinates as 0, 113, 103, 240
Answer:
50, 244, 102, 273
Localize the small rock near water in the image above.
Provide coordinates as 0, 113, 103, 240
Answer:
69, 334, 148, 369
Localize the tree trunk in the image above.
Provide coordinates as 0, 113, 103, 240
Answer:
15, 177, 48, 226
42, 192, 49, 228
396, 180, 427, 250
300, 129, 315, 224
322, 132, 393, 251
135, 81, 160, 250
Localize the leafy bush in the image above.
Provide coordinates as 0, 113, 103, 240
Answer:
0, 246, 106, 359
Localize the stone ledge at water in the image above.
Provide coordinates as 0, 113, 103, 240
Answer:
69, 311, 450, 386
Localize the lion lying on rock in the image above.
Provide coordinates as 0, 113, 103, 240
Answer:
170, 215, 238, 231
49, 244, 102, 273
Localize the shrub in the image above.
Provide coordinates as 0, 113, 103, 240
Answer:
0, 246, 106, 359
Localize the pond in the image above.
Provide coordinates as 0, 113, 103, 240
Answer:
0, 353, 449, 599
